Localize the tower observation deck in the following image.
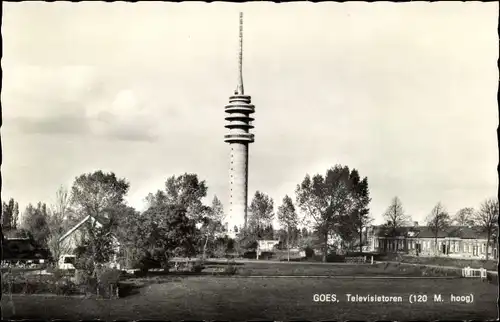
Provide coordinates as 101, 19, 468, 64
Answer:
224, 12, 255, 236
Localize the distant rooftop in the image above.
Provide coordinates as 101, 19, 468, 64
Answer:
370, 224, 491, 239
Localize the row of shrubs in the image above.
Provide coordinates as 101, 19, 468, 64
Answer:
2, 267, 123, 298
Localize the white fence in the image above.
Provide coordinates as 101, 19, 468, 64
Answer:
461, 266, 487, 279
345, 256, 374, 264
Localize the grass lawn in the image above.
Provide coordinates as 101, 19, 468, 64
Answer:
203, 261, 463, 277
377, 254, 498, 271
2, 274, 496, 321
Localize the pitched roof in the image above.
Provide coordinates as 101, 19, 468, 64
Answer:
58, 215, 119, 244
371, 225, 491, 239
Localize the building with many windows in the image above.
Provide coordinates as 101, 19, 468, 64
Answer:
365, 223, 498, 260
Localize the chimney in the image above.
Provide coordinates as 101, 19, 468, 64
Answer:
413, 221, 419, 227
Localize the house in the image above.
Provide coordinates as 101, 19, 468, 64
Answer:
257, 239, 280, 252
1, 236, 51, 262
58, 215, 121, 269
366, 223, 498, 260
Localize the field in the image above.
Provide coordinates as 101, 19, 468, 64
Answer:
375, 254, 498, 271
1, 261, 497, 321
2, 276, 496, 321
202, 261, 464, 277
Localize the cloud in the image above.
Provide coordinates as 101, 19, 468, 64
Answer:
3, 65, 161, 142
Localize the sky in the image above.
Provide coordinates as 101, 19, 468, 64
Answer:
2, 1, 498, 227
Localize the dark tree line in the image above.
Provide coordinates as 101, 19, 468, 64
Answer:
11, 164, 496, 268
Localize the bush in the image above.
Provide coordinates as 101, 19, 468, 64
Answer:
131, 256, 162, 273
242, 251, 257, 259
259, 252, 274, 260
213, 243, 228, 258
54, 279, 78, 296
97, 268, 121, 298
189, 259, 205, 273
74, 269, 92, 285
2, 271, 79, 295
326, 253, 345, 263
224, 259, 238, 275
304, 246, 315, 258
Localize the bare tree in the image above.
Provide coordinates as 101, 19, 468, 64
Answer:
453, 207, 475, 227
472, 198, 499, 260
46, 186, 74, 263
383, 197, 411, 235
426, 202, 451, 255
201, 195, 225, 260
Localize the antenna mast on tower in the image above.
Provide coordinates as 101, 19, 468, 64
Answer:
236, 12, 244, 95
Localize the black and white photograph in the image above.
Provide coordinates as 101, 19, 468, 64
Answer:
1, 2, 498, 321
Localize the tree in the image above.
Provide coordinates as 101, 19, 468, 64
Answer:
22, 202, 50, 247
200, 195, 226, 260
277, 195, 298, 261
141, 204, 198, 266
46, 186, 74, 263
383, 197, 411, 236
295, 165, 357, 262
71, 170, 130, 220
346, 170, 372, 252
472, 198, 499, 260
12, 201, 19, 230
248, 191, 274, 236
453, 207, 475, 227
164, 173, 208, 221
235, 227, 258, 254
74, 218, 116, 276
301, 227, 309, 238
426, 202, 451, 254
70, 171, 130, 272
2, 198, 17, 231
144, 190, 168, 209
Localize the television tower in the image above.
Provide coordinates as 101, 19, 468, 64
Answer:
224, 12, 255, 237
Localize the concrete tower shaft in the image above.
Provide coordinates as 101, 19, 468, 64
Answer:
224, 13, 254, 234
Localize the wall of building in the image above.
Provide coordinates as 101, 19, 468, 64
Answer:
370, 236, 497, 260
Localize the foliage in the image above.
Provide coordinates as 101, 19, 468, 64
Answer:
277, 195, 298, 260
426, 202, 451, 253
126, 204, 198, 269
189, 259, 205, 273
163, 173, 208, 221
74, 220, 116, 276
235, 228, 258, 254
472, 197, 499, 260
224, 259, 238, 275
46, 186, 74, 263
199, 195, 226, 259
303, 246, 315, 258
295, 165, 369, 262
345, 170, 372, 252
382, 196, 411, 236
70, 170, 130, 220
70, 171, 129, 275
22, 202, 51, 248
453, 207, 475, 227
248, 191, 275, 234
2, 198, 20, 231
